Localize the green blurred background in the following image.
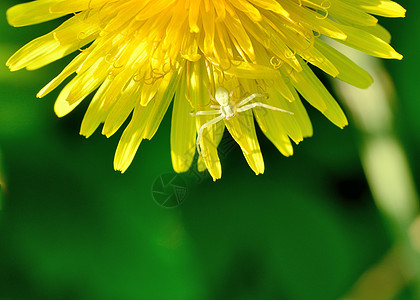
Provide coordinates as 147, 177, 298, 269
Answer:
0, 1, 419, 299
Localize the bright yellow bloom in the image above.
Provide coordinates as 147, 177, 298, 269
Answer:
7, 0, 405, 180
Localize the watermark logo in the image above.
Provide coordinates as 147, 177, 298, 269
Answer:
151, 173, 188, 208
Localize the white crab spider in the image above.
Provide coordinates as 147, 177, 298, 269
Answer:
190, 87, 294, 155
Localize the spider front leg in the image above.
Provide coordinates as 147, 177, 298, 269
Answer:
237, 102, 294, 114
208, 89, 216, 102
229, 86, 240, 98
190, 109, 221, 116
237, 93, 268, 107
196, 114, 225, 155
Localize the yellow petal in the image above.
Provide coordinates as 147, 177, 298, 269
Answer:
314, 39, 373, 89
37, 52, 88, 98
102, 82, 140, 138
80, 79, 113, 138
223, 80, 264, 175
113, 104, 153, 173
288, 59, 348, 129
329, 0, 378, 26
191, 61, 223, 180
342, 0, 406, 18
333, 23, 403, 60
7, 0, 65, 27
171, 69, 196, 173
143, 71, 180, 140
54, 79, 82, 118
224, 109, 265, 175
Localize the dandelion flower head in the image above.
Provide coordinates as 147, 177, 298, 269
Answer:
7, 0, 405, 180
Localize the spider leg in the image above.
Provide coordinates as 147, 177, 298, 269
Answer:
238, 93, 268, 107
208, 89, 216, 102
190, 110, 221, 116
229, 86, 240, 98
196, 114, 225, 156
210, 105, 220, 109
237, 102, 294, 114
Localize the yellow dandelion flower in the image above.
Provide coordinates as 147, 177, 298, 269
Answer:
7, 0, 405, 180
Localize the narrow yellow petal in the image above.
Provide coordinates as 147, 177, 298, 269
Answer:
142, 70, 180, 140
333, 23, 403, 60
113, 104, 153, 173
301, 46, 339, 78
223, 80, 264, 175
102, 82, 140, 138
7, 33, 60, 72
229, 0, 262, 22
188, 0, 201, 32
49, 0, 118, 14
329, 0, 378, 26
37, 52, 88, 98
342, 0, 406, 18
7, 0, 65, 27
54, 79, 82, 118
354, 23, 391, 44
251, 0, 290, 18
253, 95, 294, 156
224, 109, 265, 175
223, 13, 256, 62
256, 87, 302, 145
140, 78, 163, 106
65, 58, 109, 106
7, 12, 98, 72
225, 61, 278, 79
171, 69, 196, 173
80, 80, 113, 138
289, 60, 348, 129
191, 62, 223, 181
53, 12, 99, 46
315, 39, 373, 89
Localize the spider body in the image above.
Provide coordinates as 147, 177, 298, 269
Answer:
215, 87, 235, 119
221, 105, 235, 120
191, 87, 293, 155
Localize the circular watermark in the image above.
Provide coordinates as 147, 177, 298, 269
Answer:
151, 173, 188, 208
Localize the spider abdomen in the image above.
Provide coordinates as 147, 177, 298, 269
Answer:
221, 104, 235, 120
